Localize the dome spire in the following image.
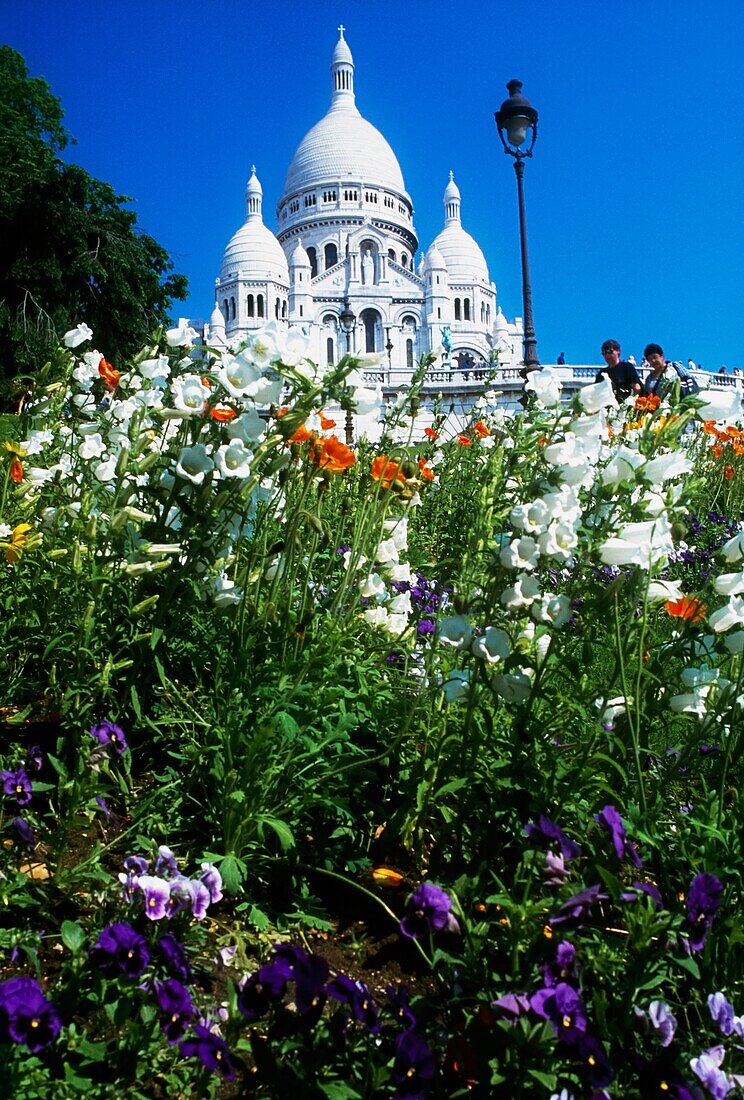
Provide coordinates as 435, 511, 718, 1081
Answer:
330, 25, 355, 110
444, 171, 461, 225
246, 166, 263, 221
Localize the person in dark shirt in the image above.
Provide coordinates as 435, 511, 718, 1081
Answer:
595, 339, 642, 401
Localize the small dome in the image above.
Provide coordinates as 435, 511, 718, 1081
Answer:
430, 225, 488, 283
290, 240, 310, 267
220, 167, 290, 284
425, 242, 447, 270
494, 308, 509, 333
443, 170, 460, 204
331, 25, 353, 66
210, 303, 226, 329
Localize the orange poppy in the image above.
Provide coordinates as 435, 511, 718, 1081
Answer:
371, 455, 402, 488
289, 424, 314, 444
711, 443, 724, 459
472, 420, 490, 438
664, 596, 706, 622
424, 427, 438, 440
702, 420, 718, 435
724, 465, 735, 480
276, 406, 289, 418
634, 394, 661, 412
371, 867, 404, 888
209, 405, 237, 423
418, 459, 435, 481
457, 435, 472, 446
319, 412, 336, 430
98, 358, 120, 389
309, 434, 355, 473
9, 458, 23, 483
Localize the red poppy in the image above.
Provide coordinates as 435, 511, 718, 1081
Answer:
472, 420, 490, 438
664, 596, 706, 622
724, 465, 735, 480
9, 458, 23, 483
209, 406, 237, 423
289, 424, 314, 444
319, 413, 336, 430
418, 459, 435, 481
98, 358, 120, 389
424, 427, 438, 440
309, 434, 355, 473
371, 455, 402, 488
457, 435, 472, 446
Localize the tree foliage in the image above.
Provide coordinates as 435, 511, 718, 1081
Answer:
0, 46, 188, 393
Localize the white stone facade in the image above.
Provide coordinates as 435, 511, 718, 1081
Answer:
209, 28, 523, 377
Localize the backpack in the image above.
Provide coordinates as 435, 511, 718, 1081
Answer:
671, 361, 700, 397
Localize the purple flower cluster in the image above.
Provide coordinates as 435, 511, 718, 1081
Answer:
118, 846, 222, 923
0, 976, 61, 1052
390, 571, 447, 639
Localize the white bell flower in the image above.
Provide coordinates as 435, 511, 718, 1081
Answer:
599, 515, 674, 568
166, 319, 198, 347
360, 573, 387, 600
437, 615, 473, 649
500, 573, 541, 610
720, 530, 744, 563
442, 670, 471, 703
471, 627, 511, 663
389, 562, 412, 583
217, 353, 264, 398
579, 376, 617, 413
669, 690, 708, 717
532, 593, 571, 627
643, 452, 692, 483
601, 446, 646, 487
175, 444, 214, 485
492, 668, 532, 704
696, 388, 743, 423
500, 535, 540, 571
388, 592, 413, 617
214, 440, 252, 479
724, 631, 744, 654
209, 576, 243, 608
647, 579, 685, 602
243, 327, 280, 368
363, 606, 389, 628
714, 571, 744, 596
709, 596, 744, 633
524, 366, 562, 406
171, 374, 210, 415
227, 409, 265, 444
375, 538, 400, 564
78, 433, 106, 460
139, 355, 171, 381
538, 520, 578, 561
63, 322, 93, 348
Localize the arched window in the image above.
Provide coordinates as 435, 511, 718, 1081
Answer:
247, 294, 254, 318
388, 248, 397, 264
275, 298, 280, 319
230, 297, 236, 320
327, 337, 335, 367
406, 338, 414, 370
257, 294, 264, 318
464, 298, 471, 321
324, 242, 338, 269
222, 299, 228, 321
486, 305, 490, 325
454, 298, 461, 321
401, 253, 408, 269
282, 300, 287, 318
307, 246, 317, 278
360, 308, 380, 353
481, 302, 485, 323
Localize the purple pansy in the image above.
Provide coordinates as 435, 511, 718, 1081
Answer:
293, 951, 329, 1019
90, 922, 150, 978
153, 979, 194, 1043
327, 974, 380, 1032
1, 768, 32, 806
157, 933, 192, 982
690, 1047, 733, 1100
11, 817, 36, 849
123, 855, 150, 874
685, 873, 723, 951
387, 984, 417, 1032
525, 815, 581, 860
531, 981, 588, 1036
560, 1029, 614, 1088
237, 957, 293, 1020
543, 850, 571, 886
138, 876, 171, 921
179, 1022, 235, 1079
634, 1000, 677, 1047
594, 805, 643, 868
492, 992, 530, 1022
392, 1031, 436, 1099
26, 745, 44, 773
199, 863, 223, 904
636, 1059, 696, 1099
89, 721, 128, 756
155, 845, 179, 876
541, 941, 577, 988
0, 976, 62, 1052
400, 882, 459, 939
708, 993, 735, 1037
550, 884, 608, 929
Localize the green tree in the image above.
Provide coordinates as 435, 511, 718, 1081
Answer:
0, 46, 188, 393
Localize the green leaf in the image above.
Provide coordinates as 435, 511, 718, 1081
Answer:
257, 816, 295, 850
247, 904, 271, 930
319, 1081, 362, 1100
673, 955, 701, 979
218, 853, 247, 893
527, 1069, 557, 1090
60, 920, 85, 954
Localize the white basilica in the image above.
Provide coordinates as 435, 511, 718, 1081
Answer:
206, 28, 523, 379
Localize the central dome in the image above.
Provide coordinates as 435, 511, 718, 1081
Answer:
281, 28, 408, 200
284, 109, 406, 195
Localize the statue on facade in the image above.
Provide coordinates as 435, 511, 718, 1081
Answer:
441, 325, 452, 358
361, 248, 374, 285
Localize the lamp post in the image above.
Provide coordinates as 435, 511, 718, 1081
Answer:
385, 326, 394, 382
495, 79, 540, 373
339, 297, 356, 444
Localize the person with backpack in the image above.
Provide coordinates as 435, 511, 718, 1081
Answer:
643, 343, 700, 398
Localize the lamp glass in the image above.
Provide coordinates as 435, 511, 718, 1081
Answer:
505, 114, 532, 147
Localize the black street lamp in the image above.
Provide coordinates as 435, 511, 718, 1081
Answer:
495, 79, 540, 373
339, 298, 356, 443
385, 326, 394, 380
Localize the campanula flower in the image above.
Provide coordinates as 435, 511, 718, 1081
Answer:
525, 816, 581, 860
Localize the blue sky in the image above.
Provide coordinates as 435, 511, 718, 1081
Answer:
4, 0, 743, 368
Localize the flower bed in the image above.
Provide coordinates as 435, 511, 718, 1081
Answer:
0, 327, 743, 1097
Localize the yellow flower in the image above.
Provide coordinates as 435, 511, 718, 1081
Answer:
3, 440, 27, 457
4, 523, 33, 564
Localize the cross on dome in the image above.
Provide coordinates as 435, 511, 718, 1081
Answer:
338, 24, 345, 36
